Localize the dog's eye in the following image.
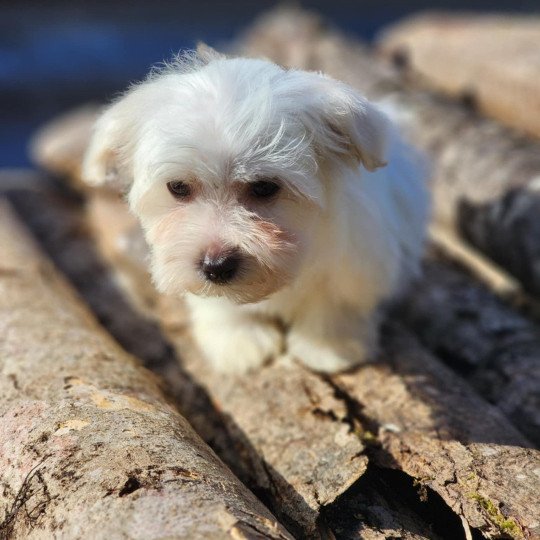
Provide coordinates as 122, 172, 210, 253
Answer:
167, 181, 191, 199
249, 180, 280, 199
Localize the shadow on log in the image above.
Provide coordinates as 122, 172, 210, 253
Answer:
397, 255, 540, 446
0, 199, 291, 540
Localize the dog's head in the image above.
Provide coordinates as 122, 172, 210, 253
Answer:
82, 47, 389, 303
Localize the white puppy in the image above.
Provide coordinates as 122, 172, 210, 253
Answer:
82, 47, 429, 374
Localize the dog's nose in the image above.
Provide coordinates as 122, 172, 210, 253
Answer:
201, 251, 240, 284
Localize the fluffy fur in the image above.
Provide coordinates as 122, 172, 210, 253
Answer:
82, 47, 429, 373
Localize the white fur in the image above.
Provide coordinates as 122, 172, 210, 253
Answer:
82, 48, 430, 373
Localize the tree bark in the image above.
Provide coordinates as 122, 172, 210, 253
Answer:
0, 200, 291, 540
21, 9, 540, 538
4, 179, 449, 540
397, 255, 540, 446
334, 324, 540, 539
239, 8, 540, 299
377, 13, 540, 140
49, 186, 540, 540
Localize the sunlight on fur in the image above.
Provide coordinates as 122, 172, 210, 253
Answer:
82, 45, 430, 374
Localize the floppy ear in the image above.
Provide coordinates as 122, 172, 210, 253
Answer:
81, 97, 139, 190
292, 72, 389, 171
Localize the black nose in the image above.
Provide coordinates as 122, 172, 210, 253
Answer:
201, 251, 240, 284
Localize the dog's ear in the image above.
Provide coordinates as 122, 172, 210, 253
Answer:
293, 72, 389, 171
82, 46, 226, 190
82, 91, 145, 190
196, 42, 226, 64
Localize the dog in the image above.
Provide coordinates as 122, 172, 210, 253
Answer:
82, 45, 429, 373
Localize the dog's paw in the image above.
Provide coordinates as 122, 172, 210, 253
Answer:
195, 320, 284, 374
288, 335, 373, 373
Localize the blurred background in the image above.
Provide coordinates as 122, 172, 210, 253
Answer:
2, 0, 539, 169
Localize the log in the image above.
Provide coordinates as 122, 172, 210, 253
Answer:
29, 104, 101, 189
5, 182, 445, 539
377, 13, 540, 140
239, 8, 540, 299
19, 179, 539, 540
334, 325, 540, 540
397, 256, 540, 446
21, 9, 540, 537
0, 200, 291, 540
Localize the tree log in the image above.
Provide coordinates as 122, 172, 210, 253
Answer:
397, 256, 540, 446
21, 9, 540, 538
4, 178, 452, 540
0, 200, 291, 540
239, 8, 540, 299
334, 324, 540, 539
377, 13, 540, 140
18, 179, 537, 540
29, 105, 101, 190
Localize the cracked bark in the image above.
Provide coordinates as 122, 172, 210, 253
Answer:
17, 185, 539, 540
22, 8, 540, 538
3, 181, 455, 540
331, 325, 540, 539
0, 200, 291, 540
238, 8, 540, 299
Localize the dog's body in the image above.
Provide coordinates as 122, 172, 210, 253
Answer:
83, 48, 429, 373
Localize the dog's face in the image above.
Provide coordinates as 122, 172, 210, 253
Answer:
83, 48, 388, 303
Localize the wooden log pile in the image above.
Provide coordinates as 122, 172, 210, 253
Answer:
3, 7, 540, 540
0, 202, 290, 540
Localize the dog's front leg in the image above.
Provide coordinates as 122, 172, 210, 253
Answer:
187, 296, 285, 373
287, 298, 379, 373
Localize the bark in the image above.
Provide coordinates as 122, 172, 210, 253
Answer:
30, 184, 540, 540
0, 200, 291, 540
20, 9, 540, 538
397, 255, 540, 446
5, 183, 445, 539
377, 13, 540, 140
239, 8, 540, 299
333, 324, 540, 539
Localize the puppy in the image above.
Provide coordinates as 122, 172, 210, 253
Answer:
82, 46, 429, 373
